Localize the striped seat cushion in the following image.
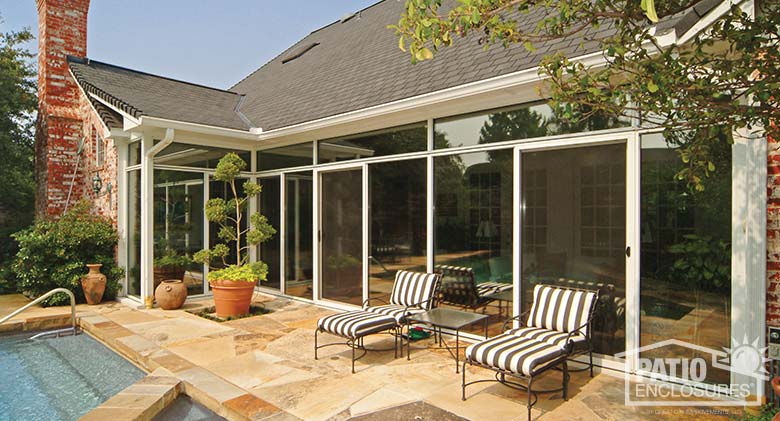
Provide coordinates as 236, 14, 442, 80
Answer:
507, 327, 586, 348
317, 311, 397, 340
465, 334, 566, 376
476, 282, 513, 296
526, 285, 597, 335
389, 270, 440, 310
363, 304, 426, 323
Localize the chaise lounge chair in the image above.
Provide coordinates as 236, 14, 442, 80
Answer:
462, 284, 598, 420
314, 270, 441, 372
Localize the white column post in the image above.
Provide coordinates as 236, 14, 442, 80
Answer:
140, 135, 155, 305
115, 137, 129, 297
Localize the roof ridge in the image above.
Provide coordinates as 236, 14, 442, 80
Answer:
66, 56, 242, 96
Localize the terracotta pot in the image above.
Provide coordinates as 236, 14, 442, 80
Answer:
81, 264, 107, 305
209, 279, 257, 318
154, 279, 187, 310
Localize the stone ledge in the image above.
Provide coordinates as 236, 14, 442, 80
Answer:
78, 375, 182, 421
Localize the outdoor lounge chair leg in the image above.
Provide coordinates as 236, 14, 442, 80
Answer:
461, 361, 467, 401
563, 361, 570, 401
527, 376, 534, 421
394, 327, 398, 358
352, 340, 356, 374
406, 322, 411, 361
589, 343, 594, 377
314, 329, 318, 360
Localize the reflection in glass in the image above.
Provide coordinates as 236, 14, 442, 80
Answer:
369, 159, 427, 299
435, 103, 628, 149
639, 132, 731, 384
153, 170, 205, 295
318, 123, 427, 163
127, 170, 141, 297
156, 143, 251, 169
259, 177, 281, 289
434, 149, 513, 335
285, 172, 313, 299
258, 143, 313, 171
520, 144, 626, 356
321, 169, 363, 305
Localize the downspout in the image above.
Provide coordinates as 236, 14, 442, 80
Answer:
146, 127, 175, 159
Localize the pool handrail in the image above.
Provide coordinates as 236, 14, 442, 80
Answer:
0, 288, 77, 333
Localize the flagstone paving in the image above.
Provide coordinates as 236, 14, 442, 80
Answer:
0, 293, 749, 420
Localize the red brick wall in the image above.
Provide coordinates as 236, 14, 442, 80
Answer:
35, 0, 89, 218
768, 132, 780, 324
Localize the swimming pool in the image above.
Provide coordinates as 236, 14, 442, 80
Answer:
0, 331, 144, 421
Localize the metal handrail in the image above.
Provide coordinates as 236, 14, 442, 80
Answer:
0, 288, 77, 330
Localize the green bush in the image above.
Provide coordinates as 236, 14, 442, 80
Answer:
12, 201, 123, 306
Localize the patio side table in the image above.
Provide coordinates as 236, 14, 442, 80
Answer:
483, 289, 514, 318
406, 308, 489, 373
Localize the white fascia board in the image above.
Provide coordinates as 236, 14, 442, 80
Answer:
676, 0, 749, 45
84, 92, 142, 130
139, 116, 258, 140
254, 51, 602, 142
67, 68, 117, 138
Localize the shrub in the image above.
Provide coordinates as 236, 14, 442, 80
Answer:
12, 201, 123, 306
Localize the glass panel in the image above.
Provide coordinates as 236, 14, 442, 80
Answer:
126, 169, 142, 297
521, 143, 626, 356
318, 123, 427, 163
209, 177, 249, 268
368, 159, 427, 300
320, 169, 363, 305
434, 149, 513, 336
258, 177, 281, 289
435, 103, 629, 149
156, 142, 251, 169
129, 142, 141, 166
639, 132, 731, 384
153, 170, 205, 295
258, 143, 313, 171
285, 172, 313, 299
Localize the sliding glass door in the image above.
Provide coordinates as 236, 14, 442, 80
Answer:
319, 167, 364, 305
519, 141, 628, 357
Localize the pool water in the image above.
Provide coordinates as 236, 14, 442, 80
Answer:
0, 331, 144, 421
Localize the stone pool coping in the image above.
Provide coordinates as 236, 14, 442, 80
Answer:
77, 312, 290, 420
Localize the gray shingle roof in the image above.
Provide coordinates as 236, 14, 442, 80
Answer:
67, 0, 722, 133
68, 57, 253, 130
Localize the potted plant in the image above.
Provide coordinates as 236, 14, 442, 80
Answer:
193, 153, 275, 318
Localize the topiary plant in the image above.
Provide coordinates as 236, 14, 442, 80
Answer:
11, 200, 124, 306
193, 153, 276, 283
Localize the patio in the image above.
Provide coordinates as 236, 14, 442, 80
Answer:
0, 293, 745, 420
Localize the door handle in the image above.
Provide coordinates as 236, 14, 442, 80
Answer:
625, 246, 631, 257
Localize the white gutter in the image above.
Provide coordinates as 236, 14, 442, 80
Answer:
147, 127, 175, 158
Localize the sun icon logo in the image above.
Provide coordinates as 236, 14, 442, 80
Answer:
715, 335, 770, 380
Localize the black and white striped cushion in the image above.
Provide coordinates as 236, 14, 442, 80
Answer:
389, 270, 440, 310
317, 311, 397, 340
507, 327, 586, 348
363, 304, 426, 323
526, 285, 597, 335
476, 281, 513, 296
465, 334, 565, 376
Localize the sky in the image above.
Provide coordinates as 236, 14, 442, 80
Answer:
0, 0, 377, 90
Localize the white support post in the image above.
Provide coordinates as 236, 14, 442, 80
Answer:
312, 170, 320, 301
140, 135, 154, 305
203, 173, 210, 293
279, 173, 287, 294
427, 119, 435, 273
116, 138, 128, 297
512, 146, 521, 327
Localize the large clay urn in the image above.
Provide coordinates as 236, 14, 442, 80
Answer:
81, 264, 107, 305
154, 279, 187, 310
210, 279, 257, 318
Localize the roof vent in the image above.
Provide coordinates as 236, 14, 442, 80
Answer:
281, 42, 320, 64
340, 12, 357, 23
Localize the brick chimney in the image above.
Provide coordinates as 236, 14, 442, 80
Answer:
35, 0, 90, 218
